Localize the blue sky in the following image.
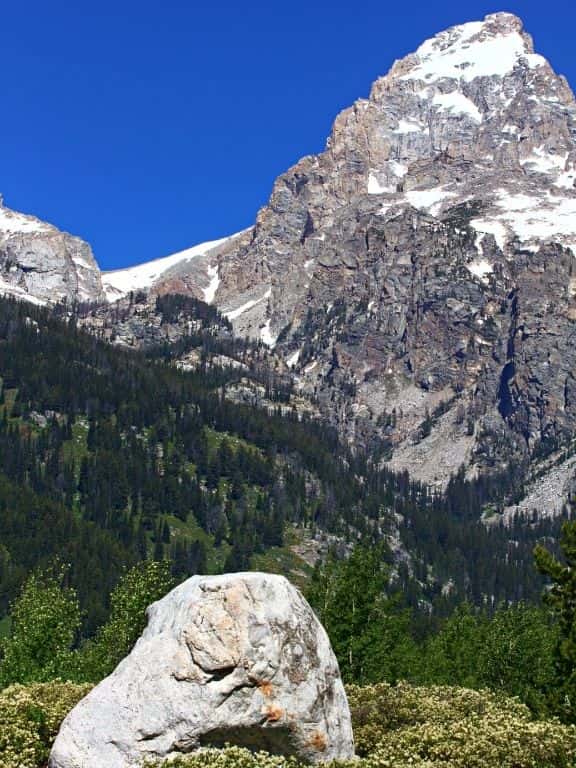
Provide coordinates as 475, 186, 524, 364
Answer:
2, 0, 575, 270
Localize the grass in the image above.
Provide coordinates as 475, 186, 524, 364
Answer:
204, 427, 263, 459
251, 527, 314, 589
164, 514, 231, 573
61, 419, 90, 471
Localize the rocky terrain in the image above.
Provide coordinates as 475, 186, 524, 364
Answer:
3, 12, 576, 515
0, 196, 104, 305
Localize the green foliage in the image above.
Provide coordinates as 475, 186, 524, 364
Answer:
0, 294, 565, 639
144, 748, 305, 768
2, 680, 575, 768
422, 602, 558, 714
0, 558, 175, 687
307, 546, 420, 683
535, 520, 576, 721
347, 682, 576, 768
309, 548, 558, 715
0, 681, 91, 768
71, 559, 175, 682
146, 685, 576, 768
0, 564, 81, 687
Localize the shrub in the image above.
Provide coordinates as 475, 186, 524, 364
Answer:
347, 682, 576, 767
144, 746, 306, 768
0, 681, 92, 768
68, 559, 175, 683
3, 680, 576, 768
0, 564, 82, 687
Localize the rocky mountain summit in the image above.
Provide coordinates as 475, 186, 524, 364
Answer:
193, 11, 576, 492
4, 12, 576, 508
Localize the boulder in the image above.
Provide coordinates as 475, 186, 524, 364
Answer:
49, 572, 355, 767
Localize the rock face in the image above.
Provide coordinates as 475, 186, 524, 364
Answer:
0, 198, 104, 305
101, 230, 250, 303
7, 12, 576, 509
161, 12, 576, 491
49, 573, 354, 768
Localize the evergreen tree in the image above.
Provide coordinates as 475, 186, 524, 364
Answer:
307, 546, 420, 683
535, 521, 576, 721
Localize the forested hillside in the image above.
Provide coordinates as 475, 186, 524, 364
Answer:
0, 296, 566, 635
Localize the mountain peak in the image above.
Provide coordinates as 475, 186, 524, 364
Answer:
388, 12, 545, 84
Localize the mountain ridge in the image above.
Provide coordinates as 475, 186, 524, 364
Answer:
3, 11, 576, 511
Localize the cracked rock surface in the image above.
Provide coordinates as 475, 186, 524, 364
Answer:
49, 572, 354, 768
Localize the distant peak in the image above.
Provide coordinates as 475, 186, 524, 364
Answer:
387, 11, 543, 84
483, 12, 525, 32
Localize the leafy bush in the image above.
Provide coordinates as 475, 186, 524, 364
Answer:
70, 559, 175, 682
3, 680, 575, 768
0, 681, 91, 768
0, 563, 82, 687
144, 747, 305, 768
150, 684, 576, 768
347, 682, 576, 767
0, 558, 175, 687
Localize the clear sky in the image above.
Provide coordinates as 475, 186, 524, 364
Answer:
2, 0, 575, 270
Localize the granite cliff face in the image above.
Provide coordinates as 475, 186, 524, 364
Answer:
4, 12, 576, 500
0, 197, 104, 305
164, 12, 576, 488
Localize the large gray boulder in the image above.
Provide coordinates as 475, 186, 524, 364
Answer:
49, 572, 354, 767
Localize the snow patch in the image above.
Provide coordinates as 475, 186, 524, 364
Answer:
432, 91, 482, 121
393, 119, 422, 134
403, 26, 546, 84
521, 147, 568, 175
406, 187, 456, 215
484, 189, 576, 249
390, 161, 408, 178
225, 288, 271, 321
0, 207, 51, 235
103, 234, 237, 301
467, 259, 493, 280
470, 220, 508, 251
556, 169, 576, 190
368, 173, 394, 194
286, 349, 301, 368
203, 264, 220, 304
304, 360, 318, 374
260, 319, 277, 348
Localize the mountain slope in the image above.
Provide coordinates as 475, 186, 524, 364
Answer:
3, 12, 576, 512
102, 231, 249, 302
175, 12, 576, 493
0, 296, 559, 634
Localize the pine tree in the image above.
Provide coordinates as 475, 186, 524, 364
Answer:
535, 521, 576, 721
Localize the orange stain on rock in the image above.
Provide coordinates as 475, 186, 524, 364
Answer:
259, 681, 274, 697
309, 731, 327, 751
264, 704, 284, 722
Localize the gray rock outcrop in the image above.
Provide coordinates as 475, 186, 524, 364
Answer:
7, 11, 576, 510
0, 199, 104, 305
49, 572, 354, 768
151, 11, 576, 490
